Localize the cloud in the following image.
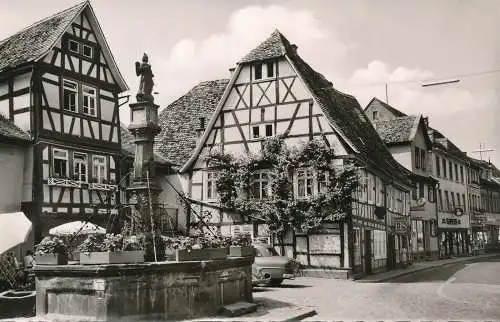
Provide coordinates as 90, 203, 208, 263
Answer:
154, 5, 350, 108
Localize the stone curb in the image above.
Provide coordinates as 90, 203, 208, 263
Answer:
357, 254, 499, 283
281, 309, 318, 321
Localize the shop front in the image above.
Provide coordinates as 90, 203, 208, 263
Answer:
437, 209, 470, 258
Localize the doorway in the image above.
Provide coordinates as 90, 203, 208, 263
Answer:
364, 229, 372, 274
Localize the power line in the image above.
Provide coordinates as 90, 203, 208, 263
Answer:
356, 67, 500, 87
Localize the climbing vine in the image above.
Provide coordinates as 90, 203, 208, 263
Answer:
205, 135, 359, 238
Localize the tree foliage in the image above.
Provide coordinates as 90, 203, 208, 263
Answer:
205, 135, 359, 236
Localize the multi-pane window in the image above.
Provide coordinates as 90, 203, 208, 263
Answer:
297, 169, 314, 198
449, 161, 453, 180
444, 191, 450, 211
250, 172, 269, 199
53, 149, 68, 178
73, 153, 87, 182
428, 185, 436, 203
83, 86, 96, 116
83, 44, 93, 59
418, 181, 424, 199
420, 150, 426, 171
454, 164, 459, 181
438, 189, 443, 211
68, 40, 79, 54
254, 63, 262, 80
92, 155, 106, 183
415, 147, 420, 169
63, 79, 78, 112
206, 172, 217, 200
317, 171, 329, 194
266, 62, 274, 78
442, 159, 447, 178
435, 156, 441, 177
460, 166, 464, 183
251, 124, 273, 139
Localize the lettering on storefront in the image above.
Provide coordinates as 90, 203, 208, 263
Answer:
441, 218, 461, 225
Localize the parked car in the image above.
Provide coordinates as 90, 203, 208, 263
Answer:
252, 243, 300, 286
252, 265, 272, 286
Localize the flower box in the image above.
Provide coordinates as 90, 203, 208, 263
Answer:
80, 250, 145, 265
228, 246, 255, 257
35, 253, 67, 265
175, 248, 227, 262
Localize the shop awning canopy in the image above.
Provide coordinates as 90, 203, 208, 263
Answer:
49, 221, 106, 236
0, 212, 32, 256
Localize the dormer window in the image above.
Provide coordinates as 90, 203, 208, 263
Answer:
254, 63, 262, 80
68, 40, 79, 54
373, 111, 379, 120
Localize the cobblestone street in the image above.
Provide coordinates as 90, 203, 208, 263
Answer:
244, 256, 500, 320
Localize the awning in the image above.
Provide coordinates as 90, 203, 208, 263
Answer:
49, 221, 106, 236
0, 212, 32, 256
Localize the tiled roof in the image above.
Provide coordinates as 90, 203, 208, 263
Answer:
239, 29, 289, 63
372, 116, 418, 145
0, 115, 30, 141
0, 1, 86, 72
274, 32, 410, 183
154, 79, 230, 166
365, 97, 408, 117
119, 123, 173, 165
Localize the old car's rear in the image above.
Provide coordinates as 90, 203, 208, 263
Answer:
253, 243, 300, 286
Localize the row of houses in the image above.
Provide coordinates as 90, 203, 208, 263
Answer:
0, 2, 497, 277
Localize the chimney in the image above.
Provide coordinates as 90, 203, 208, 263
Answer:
229, 67, 235, 77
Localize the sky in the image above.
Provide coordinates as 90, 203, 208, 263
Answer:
1, 0, 499, 164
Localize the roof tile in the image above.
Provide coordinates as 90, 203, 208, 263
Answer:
372, 116, 418, 145
0, 115, 30, 141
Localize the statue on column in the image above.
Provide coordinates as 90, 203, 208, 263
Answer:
135, 53, 155, 102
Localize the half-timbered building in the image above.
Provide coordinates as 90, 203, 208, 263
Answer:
156, 30, 412, 277
0, 1, 128, 241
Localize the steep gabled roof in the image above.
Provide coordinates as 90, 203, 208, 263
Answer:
365, 97, 408, 117
428, 127, 468, 161
155, 79, 229, 166
0, 115, 30, 142
182, 30, 410, 185
239, 29, 290, 63
372, 115, 433, 149
0, 1, 128, 91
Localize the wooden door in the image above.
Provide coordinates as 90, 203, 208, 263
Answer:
364, 230, 372, 274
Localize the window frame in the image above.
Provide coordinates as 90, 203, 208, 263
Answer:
68, 39, 80, 54
266, 62, 274, 78
415, 147, 420, 169
92, 155, 107, 184
82, 85, 97, 116
73, 152, 88, 182
82, 44, 94, 59
63, 79, 78, 112
435, 156, 441, 177
250, 171, 270, 200
206, 171, 217, 201
52, 148, 68, 178
254, 63, 263, 80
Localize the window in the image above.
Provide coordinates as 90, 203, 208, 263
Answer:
367, 174, 374, 203
438, 189, 443, 210
63, 79, 77, 112
372, 111, 379, 120
254, 63, 262, 80
252, 126, 260, 139
83, 86, 96, 116
449, 161, 453, 180
435, 156, 441, 177
53, 149, 68, 178
266, 62, 274, 78
317, 171, 329, 194
415, 147, 420, 169
460, 166, 464, 183
297, 169, 314, 198
418, 181, 424, 198
92, 155, 106, 183
451, 192, 455, 208
68, 40, 79, 54
462, 193, 466, 210
73, 153, 87, 182
265, 124, 273, 137
250, 172, 269, 199
444, 191, 450, 211
206, 172, 217, 200
411, 182, 418, 200
421, 150, 426, 171
442, 159, 447, 178
454, 164, 459, 181
83, 44, 93, 59
428, 185, 435, 203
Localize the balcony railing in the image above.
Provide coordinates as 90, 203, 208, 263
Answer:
47, 177, 82, 188
88, 182, 118, 191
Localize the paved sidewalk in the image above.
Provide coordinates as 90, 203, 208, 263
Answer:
356, 253, 499, 282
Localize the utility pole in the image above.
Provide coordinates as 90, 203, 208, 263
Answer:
471, 143, 494, 161
385, 83, 389, 104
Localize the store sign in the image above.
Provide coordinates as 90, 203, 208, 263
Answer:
394, 217, 409, 234
438, 212, 470, 229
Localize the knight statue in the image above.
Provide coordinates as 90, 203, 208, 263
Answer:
135, 53, 155, 102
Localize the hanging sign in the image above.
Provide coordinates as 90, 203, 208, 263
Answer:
394, 217, 409, 234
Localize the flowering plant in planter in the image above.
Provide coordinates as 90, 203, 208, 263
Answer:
77, 234, 105, 253
78, 234, 145, 265
163, 236, 195, 251
103, 234, 123, 252
34, 236, 68, 265
35, 236, 68, 256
